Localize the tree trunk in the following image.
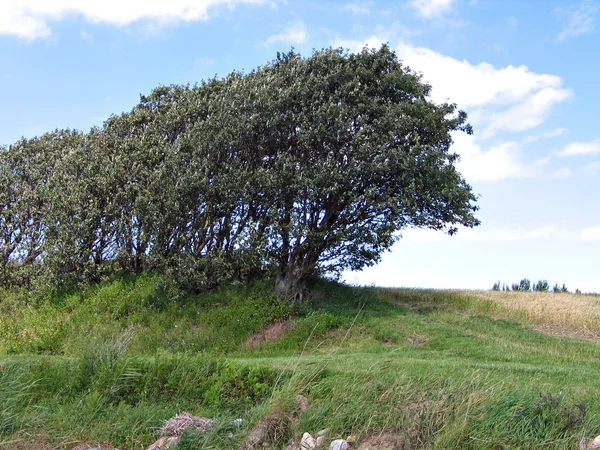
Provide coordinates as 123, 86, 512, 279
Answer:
275, 265, 308, 302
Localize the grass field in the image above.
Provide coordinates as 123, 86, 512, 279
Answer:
0, 275, 599, 449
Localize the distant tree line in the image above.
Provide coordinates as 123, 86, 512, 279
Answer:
492, 279, 581, 294
0, 46, 480, 299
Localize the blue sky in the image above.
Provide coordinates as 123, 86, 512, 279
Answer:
1, 0, 598, 292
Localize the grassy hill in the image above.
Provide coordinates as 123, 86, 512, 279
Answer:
1, 275, 599, 449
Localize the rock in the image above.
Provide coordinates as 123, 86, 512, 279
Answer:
346, 435, 357, 444
296, 394, 309, 412
316, 435, 326, 448
230, 418, 244, 426
301, 432, 317, 450
244, 410, 288, 449
248, 423, 267, 446
316, 429, 327, 438
284, 438, 300, 450
147, 437, 178, 450
147, 438, 165, 450
589, 435, 600, 450
160, 412, 214, 437
330, 439, 349, 450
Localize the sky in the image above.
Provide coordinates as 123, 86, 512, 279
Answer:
0, 0, 598, 292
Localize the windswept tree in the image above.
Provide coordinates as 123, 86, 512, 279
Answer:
0, 130, 78, 284
0, 45, 480, 299
239, 46, 480, 298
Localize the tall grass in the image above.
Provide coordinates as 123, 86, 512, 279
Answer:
1, 276, 599, 448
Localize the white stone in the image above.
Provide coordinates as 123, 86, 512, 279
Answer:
301, 432, 317, 450
330, 439, 349, 450
589, 435, 600, 450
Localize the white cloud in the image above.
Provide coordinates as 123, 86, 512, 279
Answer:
557, 138, 600, 156
0, 0, 268, 40
583, 161, 600, 172
393, 41, 572, 137
331, 36, 571, 181
523, 128, 566, 144
400, 224, 600, 243
411, 0, 456, 18
544, 127, 567, 138
336, 38, 571, 122
452, 133, 529, 182
344, 2, 373, 15
332, 35, 385, 53
580, 225, 600, 241
265, 21, 307, 45
550, 168, 573, 178
475, 88, 571, 138
556, 1, 598, 41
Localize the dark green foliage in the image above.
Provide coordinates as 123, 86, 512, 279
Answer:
510, 278, 531, 292
519, 278, 531, 291
0, 46, 479, 298
497, 279, 572, 293
552, 282, 569, 293
533, 279, 550, 292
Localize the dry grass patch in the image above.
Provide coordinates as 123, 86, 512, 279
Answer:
357, 431, 409, 450
457, 290, 600, 339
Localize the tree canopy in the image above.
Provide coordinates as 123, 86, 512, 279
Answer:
0, 45, 480, 298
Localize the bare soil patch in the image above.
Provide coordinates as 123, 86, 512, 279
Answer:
406, 335, 429, 346
357, 432, 409, 450
246, 321, 291, 347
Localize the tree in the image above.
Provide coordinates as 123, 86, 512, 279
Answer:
0, 131, 75, 285
533, 279, 549, 292
0, 45, 481, 299
246, 46, 480, 298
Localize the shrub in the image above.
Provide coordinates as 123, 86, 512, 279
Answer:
533, 280, 549, 292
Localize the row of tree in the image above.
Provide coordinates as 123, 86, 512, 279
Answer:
492, 279, 576, 293
1, 46, 480, 299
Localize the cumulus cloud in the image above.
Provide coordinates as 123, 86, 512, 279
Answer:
393, 41, 572, 138
332, 36, 571, 181
580, 225, 600, 241
410, 0, 456, 18
344, 2, 373, 15
0, 0, 268, 40
557, 138, 600, 156
451, 133, 529, 182
544, 128, 567, 138
556, 1, 598, 41
583, 161, 600, 172
473, 88, 571, 138
400, 224, 600, 243
550, 168, 573, 178
265, 21, 307, 45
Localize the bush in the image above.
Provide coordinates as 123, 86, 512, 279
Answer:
533, 280, 549, 292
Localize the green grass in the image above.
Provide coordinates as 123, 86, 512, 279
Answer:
0, 275, 599, 448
